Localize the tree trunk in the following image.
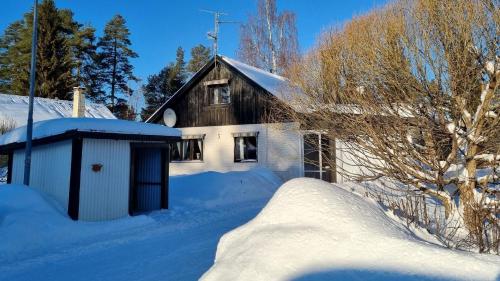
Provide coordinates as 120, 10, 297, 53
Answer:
111, 38, 117, 114
264, 0, 277, 73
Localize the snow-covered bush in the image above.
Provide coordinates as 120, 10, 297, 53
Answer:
280, 0, 499, 253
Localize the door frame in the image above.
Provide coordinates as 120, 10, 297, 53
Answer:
302, 132, 337, 183
129, 143, 170, 215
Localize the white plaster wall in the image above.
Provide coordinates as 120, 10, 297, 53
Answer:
78, 139, 131, 221
170, 123, 303, 181
11, 140, 72, 210
335, 140, 378, 183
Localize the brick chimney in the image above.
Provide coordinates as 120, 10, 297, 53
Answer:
72, 86, 86, 118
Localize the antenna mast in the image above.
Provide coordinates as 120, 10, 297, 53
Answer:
201, 10, 238, 58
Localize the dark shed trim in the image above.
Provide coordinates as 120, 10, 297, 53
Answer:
128, 146, 136, 216
68, 138, 83, 220
0, 130, 180, 153
6, 152, 13, 184
161, 146, 169, 209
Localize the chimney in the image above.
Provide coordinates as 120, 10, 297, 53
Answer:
72, 86, 86, 118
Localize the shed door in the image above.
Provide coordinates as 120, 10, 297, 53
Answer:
130, 146, 169, 214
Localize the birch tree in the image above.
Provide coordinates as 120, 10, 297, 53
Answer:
238, 0, 299, 75
282, 0, 499, 252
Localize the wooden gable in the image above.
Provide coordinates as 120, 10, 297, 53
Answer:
150, 59, 280, 128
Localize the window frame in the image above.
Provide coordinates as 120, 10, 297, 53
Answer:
170, 137, 204, 162
209, 84, 231, 105
234, 135, 258, 163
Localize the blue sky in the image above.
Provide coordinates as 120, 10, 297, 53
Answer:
1, 0, 386, 88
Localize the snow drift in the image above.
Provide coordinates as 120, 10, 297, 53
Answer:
170, 168, 282, 210
0, 184, 154, 263
0, 169, 282, 265
201, 178, 500, 281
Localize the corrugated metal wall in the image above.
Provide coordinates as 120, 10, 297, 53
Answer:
134, 148, 163, 212
11, 141, 72, 210
79, 139, 130, 221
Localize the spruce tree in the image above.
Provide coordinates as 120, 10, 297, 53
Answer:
35, 0, 75, 99
0, 0, 99, 99
0, 21, 24, 94
187, 44, 211, 73
97, 15, 138, 115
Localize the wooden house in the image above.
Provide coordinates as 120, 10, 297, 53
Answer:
147, 56, 361, 183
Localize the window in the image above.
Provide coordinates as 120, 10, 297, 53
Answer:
234, 136, 258, 162
210, 84, 230, 105
171, 138, 203, 161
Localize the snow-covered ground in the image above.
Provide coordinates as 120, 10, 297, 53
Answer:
0, 169, 281, 281
1, 172, 499, 281
202, 178, 500, 281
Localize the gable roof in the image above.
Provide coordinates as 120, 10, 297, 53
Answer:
146, 55, 299, 123
0, 94, 115, 128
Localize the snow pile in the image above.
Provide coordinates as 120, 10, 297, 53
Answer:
202, 178, 500, 281
0, 93, 115, 128
0, 118, 181, 146
170, 168, 282, 210
0, 184, 154, 263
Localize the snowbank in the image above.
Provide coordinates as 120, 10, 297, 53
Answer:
170, 168, 282, 210
0, 117, 181, 146
0, 169, 282, 265
202, 178, 500, 281
0, 184, 154, 263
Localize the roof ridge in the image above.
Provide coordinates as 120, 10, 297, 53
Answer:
219, 55, 288, 81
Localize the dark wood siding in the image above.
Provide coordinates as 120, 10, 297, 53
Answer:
158, 62, 276, 128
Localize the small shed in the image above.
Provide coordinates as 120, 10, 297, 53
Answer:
0, 118, 181, 221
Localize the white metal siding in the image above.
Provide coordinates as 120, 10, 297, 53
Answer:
170, 123, 303, 181
10, 141, 72, 210
78, 139, 130, 221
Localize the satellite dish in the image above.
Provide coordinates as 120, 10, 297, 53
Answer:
163, 108, 177, 127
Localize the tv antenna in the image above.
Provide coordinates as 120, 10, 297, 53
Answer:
201, 9, 238, 59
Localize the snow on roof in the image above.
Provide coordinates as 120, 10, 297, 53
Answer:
0, 94, 115, 128
0, 118, 181, 146
220, 56, 301, 102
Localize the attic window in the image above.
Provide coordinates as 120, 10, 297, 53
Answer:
209, 84, 231, 105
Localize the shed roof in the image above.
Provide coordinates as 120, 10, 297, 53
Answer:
0, 94, 115, 128
0, 118, 181, 152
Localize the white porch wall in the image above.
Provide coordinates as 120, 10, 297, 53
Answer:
171, 123, 303, 181
11, 140, 72, 210
335, 140, 378, 183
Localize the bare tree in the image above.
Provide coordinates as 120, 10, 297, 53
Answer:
238, 0, 299, 75
281, 0, 499, 253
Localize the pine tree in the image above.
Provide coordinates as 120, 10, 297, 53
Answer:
72, 26, 105, 102
140, 48, 187, 121
187, 44, 211, 73
173, 46, 186, 82
97, 14, 138, 115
